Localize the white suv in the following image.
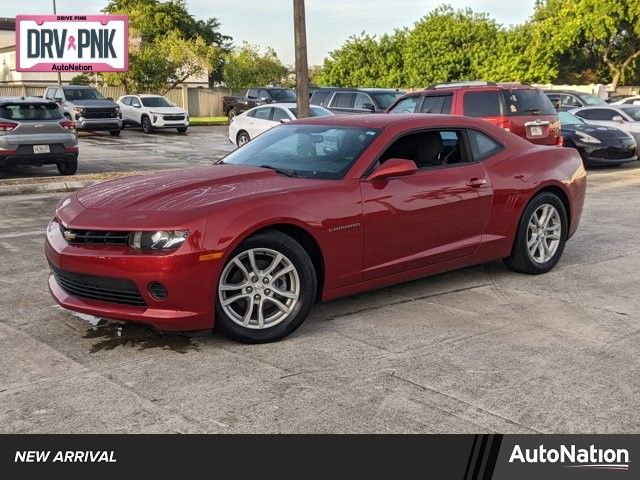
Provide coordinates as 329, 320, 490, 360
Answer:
117, 94, 189, 134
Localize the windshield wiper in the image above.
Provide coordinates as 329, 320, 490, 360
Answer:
259, 165, 297, 177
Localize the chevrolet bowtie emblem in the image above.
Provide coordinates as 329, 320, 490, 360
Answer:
34, 124, 45, 128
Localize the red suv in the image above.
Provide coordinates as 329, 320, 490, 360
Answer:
387, 81, 561, 146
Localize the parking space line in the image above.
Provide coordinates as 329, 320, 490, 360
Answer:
0, 230, 44, 239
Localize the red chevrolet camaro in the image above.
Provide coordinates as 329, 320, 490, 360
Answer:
45, 114, 586, 343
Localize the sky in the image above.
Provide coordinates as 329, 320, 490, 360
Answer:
3, 1, 537, 65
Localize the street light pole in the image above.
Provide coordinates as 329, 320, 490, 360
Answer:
52, 0, 62, 85
293, 0, 309, 118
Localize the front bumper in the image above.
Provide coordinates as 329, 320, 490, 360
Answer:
75, 118, 122, 131
151, 115, 189, 128
578, 143, 638, 165
45, 219, 221, 331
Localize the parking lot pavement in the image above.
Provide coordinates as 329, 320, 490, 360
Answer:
0, 126, 235, 180
0, 163, 639, 433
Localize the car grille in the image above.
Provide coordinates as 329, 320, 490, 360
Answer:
84, 107, 118, 119
593, 146, 637, 160
51, 264, 147, 307
60, 224, 129, 245
163, 115, 185, 121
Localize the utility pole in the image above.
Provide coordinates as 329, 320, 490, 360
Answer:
293, 0, 309, 118
52, 0, 62, 85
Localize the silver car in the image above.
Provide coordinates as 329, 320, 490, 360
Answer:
0, 97, 79, 175
570, 104, 640, 147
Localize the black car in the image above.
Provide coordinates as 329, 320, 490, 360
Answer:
310, 87, 405, 114
559, 111, 637, 167
544, 90, 607, 111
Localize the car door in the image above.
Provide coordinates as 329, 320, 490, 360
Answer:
329, 92, 356, 114
360, 128, 494, 280
246, 107, 276, 138
354, 92, 375, 112
129, 96, 144, 124
119, 96, 133, 123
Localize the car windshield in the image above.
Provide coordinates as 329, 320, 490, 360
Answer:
503, 89, 556, 115
141, 97, 173, 108
222, 125, 380, 180
63, 88, 105, 101
580, 93, 607, 105
621, 106, 640, 121
288, 107, 333, 118
271, 89, 297, 102
0, 102, 63, 120
558, 111, 585, 126
371, 91, 405, 109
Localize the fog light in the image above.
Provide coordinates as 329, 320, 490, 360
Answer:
148, 282, 168, 300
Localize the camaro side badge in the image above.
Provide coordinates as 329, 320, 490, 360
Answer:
328, 223, 361, 233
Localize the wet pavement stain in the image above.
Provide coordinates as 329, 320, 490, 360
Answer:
83, 321, 200, 354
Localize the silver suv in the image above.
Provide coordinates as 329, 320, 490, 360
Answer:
44, 85, 122, 136
0, 97, 79, 175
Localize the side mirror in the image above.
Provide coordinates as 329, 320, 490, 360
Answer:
54, 97, 63, 104
612, 115, 626, 122
133, 103, 141, 108
280, 118, 291, 124
366, 158, 417, 182
260, 97, 271, 103
362, 102, 376, 111
106, 97, 114, 101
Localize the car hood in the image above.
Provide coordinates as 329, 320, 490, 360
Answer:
562, 123, 633, 140
68, 99, 118, 108
145, 106, 186, 114
76, 164, 319, 212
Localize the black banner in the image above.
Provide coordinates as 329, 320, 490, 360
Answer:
0, 435, 636, 478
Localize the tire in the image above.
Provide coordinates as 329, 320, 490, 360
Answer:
109, 129, 121, 136
504, 192, 568, 275
236, 131, 250, 146
177, 127, 188, 133
141, 116, 153, 134
228, 109, 237, 122
215, 230, 317, 344
57, 155, 78, 176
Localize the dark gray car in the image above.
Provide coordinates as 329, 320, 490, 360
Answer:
0, 97, 79, 175
44, 85, 122, 136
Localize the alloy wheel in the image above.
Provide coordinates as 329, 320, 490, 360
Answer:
218, 248, 300, 329
527, 204, 562, 264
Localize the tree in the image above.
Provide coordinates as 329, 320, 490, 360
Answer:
101, 0, 228, 92
316, 30, 407, 87
223, 43, 288, 90
403, 6, 499, 87
534, 0, 640, 89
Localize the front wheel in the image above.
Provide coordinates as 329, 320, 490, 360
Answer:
215, 230, 317, 343
504, 192, 567, 274
109, 129, 121, 136
236, 131, 250, 146
141, 116, 153, 134
177, 127, 188, 133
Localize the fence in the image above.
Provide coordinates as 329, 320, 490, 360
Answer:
0, 85, 232, 117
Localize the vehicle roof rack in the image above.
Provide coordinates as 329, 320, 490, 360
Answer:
426, 81, 497, 90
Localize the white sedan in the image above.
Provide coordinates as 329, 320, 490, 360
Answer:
228, 102, 333, 146
117, 94, 189, 134
570, 105, 640, 146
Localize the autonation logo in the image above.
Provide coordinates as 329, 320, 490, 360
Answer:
509, 444, 630, 471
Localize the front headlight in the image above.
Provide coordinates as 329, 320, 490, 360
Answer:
576, 131, 601, 144
128, 230, 188, 250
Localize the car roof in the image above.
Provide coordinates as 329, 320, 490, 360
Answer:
312, 87, 403, 93
0, 96, 56, 104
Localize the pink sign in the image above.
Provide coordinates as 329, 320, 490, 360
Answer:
16, 15, 129, 73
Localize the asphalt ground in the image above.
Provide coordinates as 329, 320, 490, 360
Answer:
0, 140, 639, 432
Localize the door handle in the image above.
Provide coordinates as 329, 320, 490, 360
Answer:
466, 178, 487, 188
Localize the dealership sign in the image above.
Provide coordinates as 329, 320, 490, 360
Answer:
16, 15, 128, 72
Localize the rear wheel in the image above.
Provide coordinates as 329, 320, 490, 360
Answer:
236, 131, 250, 146
215, 230, 317, 343
142, 116, 154, 134
228, 109, 237, 122
57, 156, 78, 176
504, 192, 567, 275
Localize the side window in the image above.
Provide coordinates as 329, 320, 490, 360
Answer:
354, 92, 373, 109
259, 89, 271, 100
420, 95, 452, 114
253, 107, 273, 120
562, 95, 582, 107
131, 97, 141, 107
271, 108, 289, 122
573, 110, 590, 119
310, 91, 331, 106
45, 88, 55, 100
463, 91, 501, 117
389, 96, 418, 113
378, 130, 469, 169
332, 92, 356, 109
441, 95, 452, 114
121, 97, 131, 106
467, 130, 502, 161
587, 108, 617, 120
247, 89, 259, 99
54, 88, 64, 100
